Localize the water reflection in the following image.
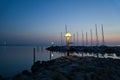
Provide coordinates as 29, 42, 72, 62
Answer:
49, 52, 53, 60
0, 46, 62, 77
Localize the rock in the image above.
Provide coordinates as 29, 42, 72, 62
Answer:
22, 70, 32, 76
3, 55, 120, 80
31, 61, 42, 73
74, 72, 85, 80
49, 71, 68, 80
0, 75, 4, 80
40, 78, 53, 80
12, 74, 32, 80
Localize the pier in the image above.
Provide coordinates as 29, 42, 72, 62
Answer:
46, 45, 120, 56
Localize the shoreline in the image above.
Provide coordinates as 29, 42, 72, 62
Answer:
1, 55, 120, 80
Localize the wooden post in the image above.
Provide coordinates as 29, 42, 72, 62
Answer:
33, 48, 35, 64
50, 51, 51, 61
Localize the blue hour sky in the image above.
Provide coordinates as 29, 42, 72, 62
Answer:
0, 0, 120, 46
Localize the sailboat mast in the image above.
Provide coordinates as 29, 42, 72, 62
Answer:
95, 24, 99, 46
61, 32, 63, 46
65, 24, 67, 33
86, 32, 88, 46
77, 32, 78, 46
101, 24, 104, 45
82, 31, 84, 46
73, 33, 75, 46
90, 29, 92, 46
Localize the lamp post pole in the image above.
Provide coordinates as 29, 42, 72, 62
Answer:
65, 32, 72, 56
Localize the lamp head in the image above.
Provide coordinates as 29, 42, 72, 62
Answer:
65, 32, 72, 43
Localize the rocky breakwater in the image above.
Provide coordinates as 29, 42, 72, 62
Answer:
4, 56, 120, 80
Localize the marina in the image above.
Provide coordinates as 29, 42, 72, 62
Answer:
0, 0, 120, 80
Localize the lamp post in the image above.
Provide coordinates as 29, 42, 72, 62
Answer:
65, 32, 72, 56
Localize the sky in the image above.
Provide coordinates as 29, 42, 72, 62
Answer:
0, 0, 120, 46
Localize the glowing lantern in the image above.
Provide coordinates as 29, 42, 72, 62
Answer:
65, 32, 72, 46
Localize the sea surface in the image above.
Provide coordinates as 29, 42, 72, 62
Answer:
0, 45, 63, 77
0, 45, 120, 77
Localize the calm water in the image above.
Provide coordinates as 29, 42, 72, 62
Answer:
0, 46, 120, 77
0, 46, 62, 77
